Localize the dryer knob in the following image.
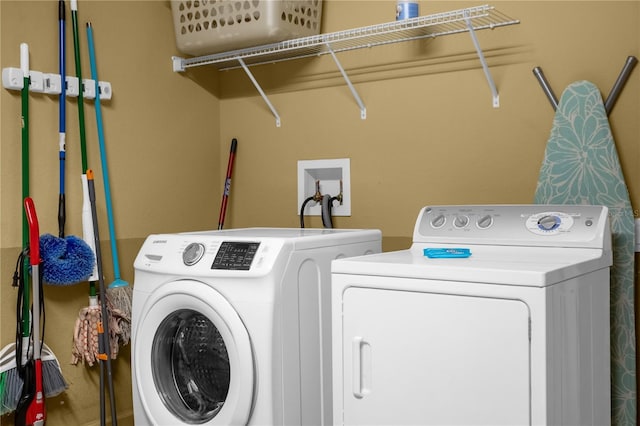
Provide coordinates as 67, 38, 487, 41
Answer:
183, 243, 206, 266
538, 215, 561, 231
431, 214, 446, 229
454, 215, 469, 228
477, 214, 493, 229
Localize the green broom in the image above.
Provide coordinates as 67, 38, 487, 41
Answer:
0, 40, 67, 417
0, 42, 32, 416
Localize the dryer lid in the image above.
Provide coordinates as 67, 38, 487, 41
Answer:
331, 244, 611, 287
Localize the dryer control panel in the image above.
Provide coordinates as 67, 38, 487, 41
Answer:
414, 204, 610, 249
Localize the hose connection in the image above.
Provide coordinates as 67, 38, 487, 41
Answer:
300, 180, 345, 229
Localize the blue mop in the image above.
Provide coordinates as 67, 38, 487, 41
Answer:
40, 234, 95, 285
38, 0, 95, 287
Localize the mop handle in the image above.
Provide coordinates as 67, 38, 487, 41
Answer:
58, 0, 66, 238
70, 0, 88, 172
218, 138, 237, 230
86, 23, 122, 280
87, 170, 118, 426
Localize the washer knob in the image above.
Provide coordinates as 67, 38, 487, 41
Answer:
538, 215, 560, 231
477, 214, 493, 229
183, 242, 205, 266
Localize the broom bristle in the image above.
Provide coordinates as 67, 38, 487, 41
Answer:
42, 359, 67, 397
0, 368, 23, 415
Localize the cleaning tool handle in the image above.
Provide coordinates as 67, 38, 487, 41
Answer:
21, 43, 30, 248
20, 43, 29, 75
218, 138, 237, 230
87, 168, 119, 426
58, 0, 67, 238
70, 0, 87, 172
86, 23, 122, 281
81, 174, 99, 281
59, 0, 66, 135
24, 197, 39, 265
20, 43, 31, 339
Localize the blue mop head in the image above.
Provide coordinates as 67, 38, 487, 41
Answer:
39, 234, 95, 285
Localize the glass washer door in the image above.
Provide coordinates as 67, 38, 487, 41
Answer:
153, 309, 230, 422
134, 280, 254, 425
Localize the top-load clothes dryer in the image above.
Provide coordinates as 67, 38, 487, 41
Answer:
331, 205, 612, 426
132, 227, 381, 425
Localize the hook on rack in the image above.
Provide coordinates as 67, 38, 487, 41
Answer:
533, 55, 637, 115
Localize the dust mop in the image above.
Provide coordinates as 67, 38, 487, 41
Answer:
38, 0, 95, 287
86, 22, 132, 345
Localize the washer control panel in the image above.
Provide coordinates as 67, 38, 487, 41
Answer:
210, 241, 260, 270
135, 234, 285, 276
414, 205, 609, 248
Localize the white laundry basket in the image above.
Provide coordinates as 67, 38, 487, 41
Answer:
171, 0, 323, 56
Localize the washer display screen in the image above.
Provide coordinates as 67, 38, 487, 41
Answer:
211, 241, 260, 270
152, 309, 230, 424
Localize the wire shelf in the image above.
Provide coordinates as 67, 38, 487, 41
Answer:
174, 5, 519, 71
171, 5, 519, 125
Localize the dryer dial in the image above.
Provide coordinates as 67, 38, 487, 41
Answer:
537, 215, 561, 231
431, 214, 446, 229
526, 211, 574, 235
183, 243, 205, 266
476, 214, 493, 229
454, 215, 469, 228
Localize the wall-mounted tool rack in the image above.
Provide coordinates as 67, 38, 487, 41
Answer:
172, 4, 519, 127
2, 67, 112, 100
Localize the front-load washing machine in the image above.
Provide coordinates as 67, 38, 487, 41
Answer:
332, 205, 612, 426
132, 227, 380, 425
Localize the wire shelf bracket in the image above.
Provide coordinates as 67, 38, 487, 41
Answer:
238, 57, 281, 127
327, 43, 367, 120
172, 5, 519, 125
464, 10, 499, 108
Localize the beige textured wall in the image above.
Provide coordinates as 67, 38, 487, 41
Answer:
1, 1, 219, 424
217, 1, 640, 245
1, 1, 639, 425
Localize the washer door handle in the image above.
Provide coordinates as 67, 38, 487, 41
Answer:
352, 336, 372, 399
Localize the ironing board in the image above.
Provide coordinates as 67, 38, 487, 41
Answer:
534, 80, 636, 425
